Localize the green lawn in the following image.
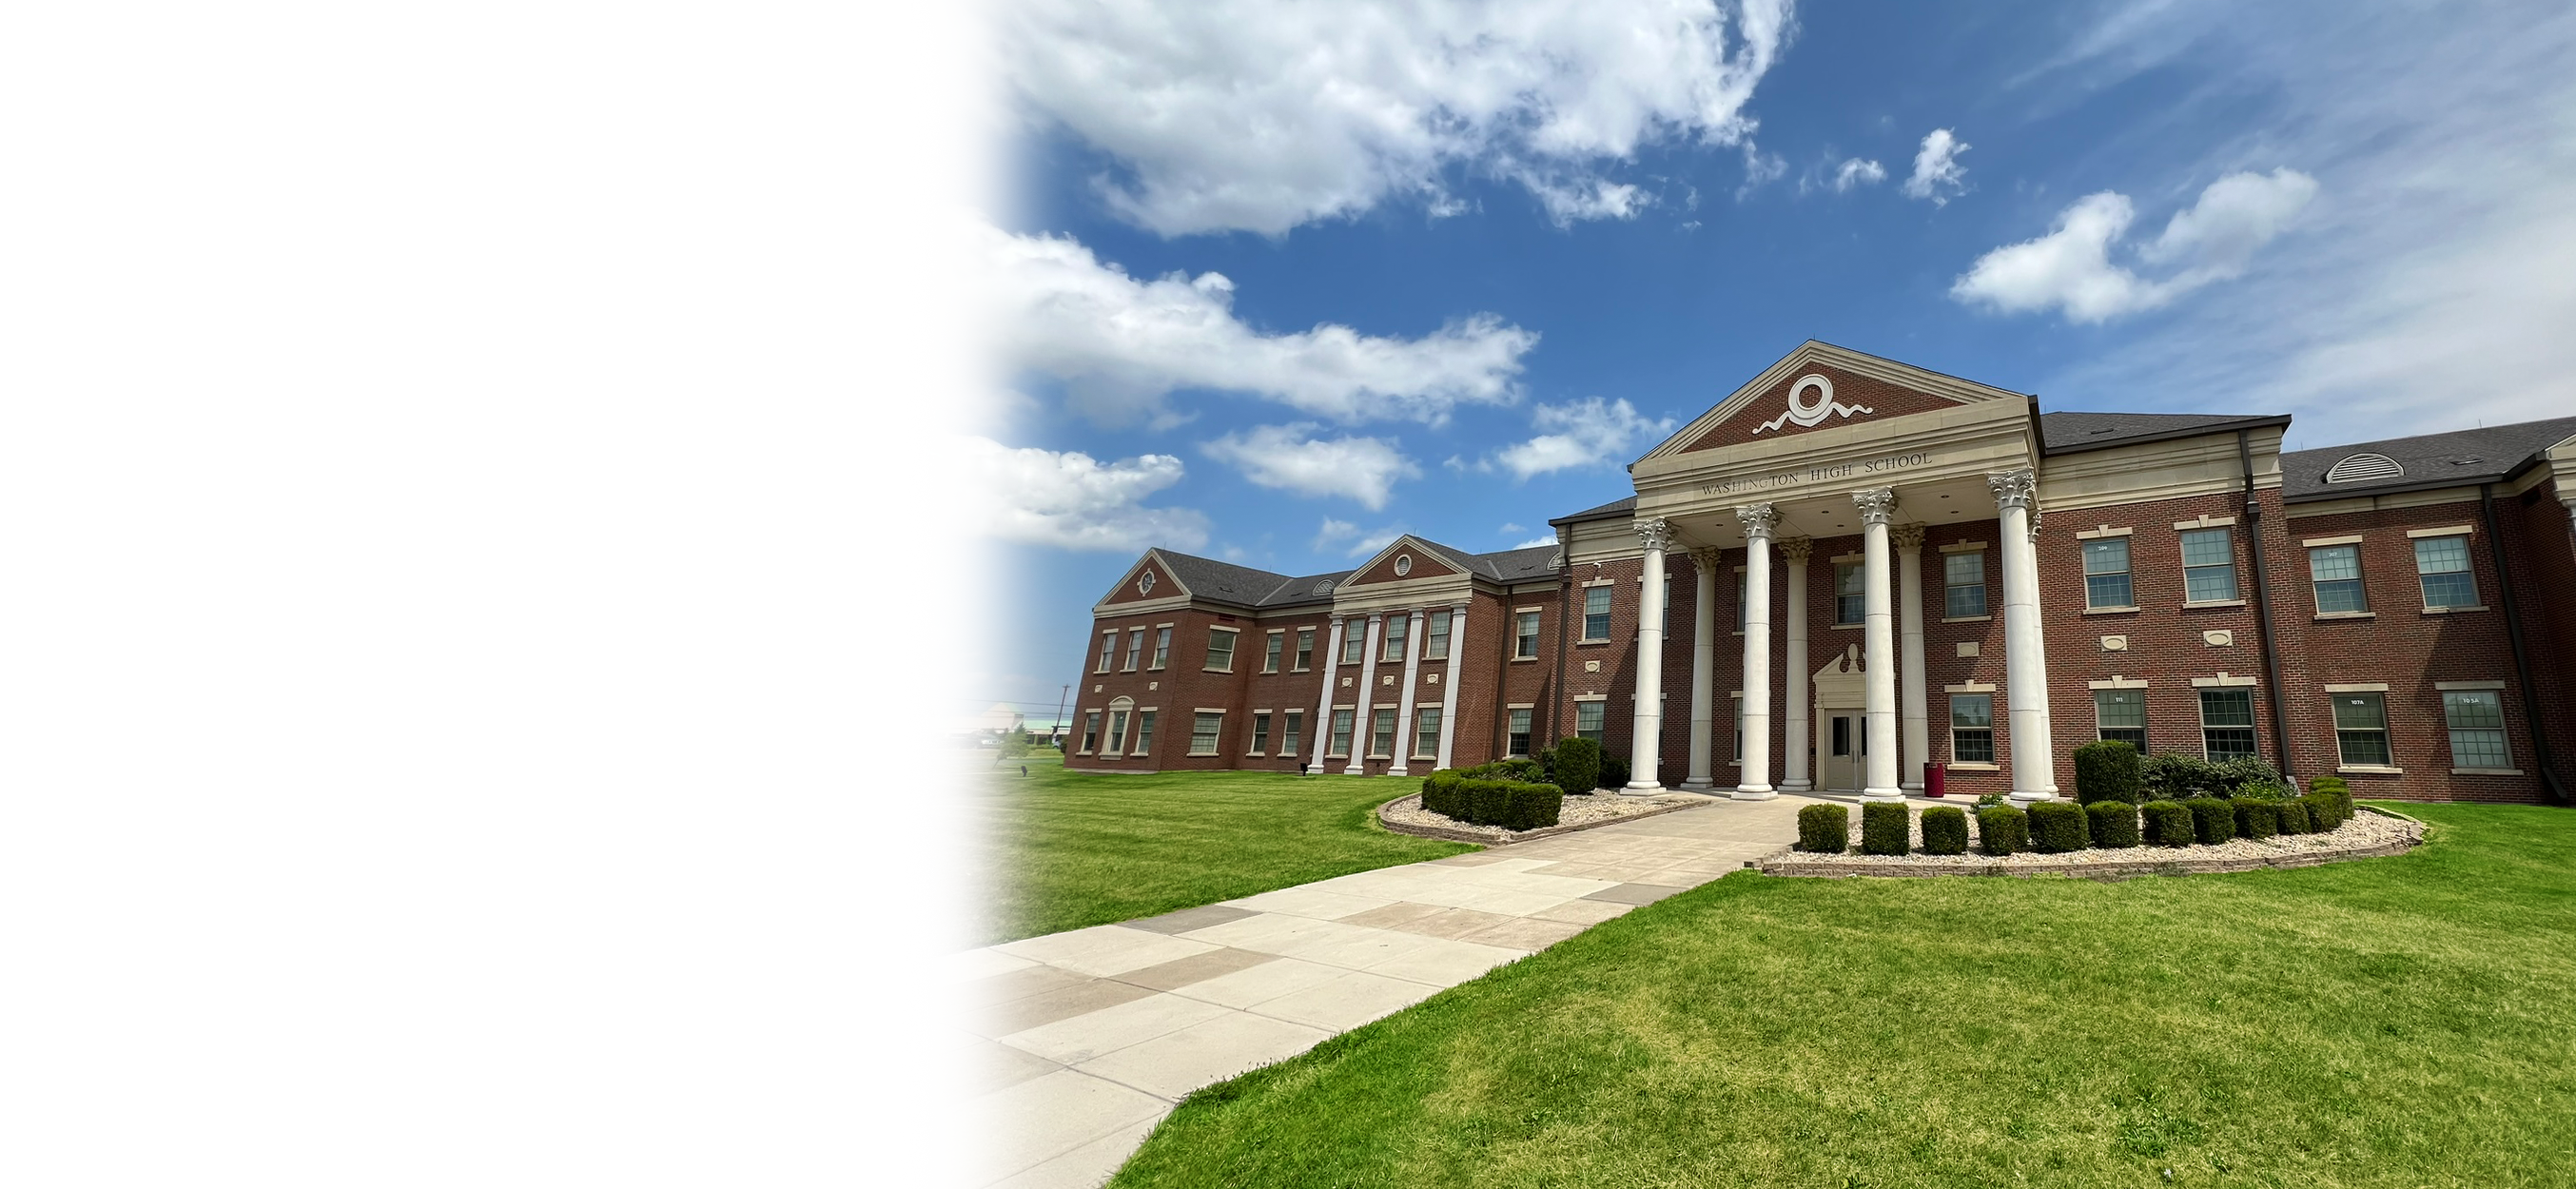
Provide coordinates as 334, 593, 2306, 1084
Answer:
977, 755, 1472, 944
1114, 803, 2576, 1188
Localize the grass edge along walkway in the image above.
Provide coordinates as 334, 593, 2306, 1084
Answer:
1110, 803, 2576, 1188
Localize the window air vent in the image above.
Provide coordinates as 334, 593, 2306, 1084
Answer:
2322, 453, 2404, 484
1313, 580, 1335, 595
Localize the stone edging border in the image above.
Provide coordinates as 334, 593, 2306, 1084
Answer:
1376, 791, 1709, 847
1756, 806, 2427, 879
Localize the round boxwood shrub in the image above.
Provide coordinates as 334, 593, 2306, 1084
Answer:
2185, 796, 2236, 845
2087, 800, 2140, 848
2234, 798, 2279, 840
2302, 790, 2344, 830
1862, 801, 1910, 855
1797, 803, 1850, 853
1600, 757, 1630, 791
2074, 740, 2142, 805
1548, 736, 1602, 798
2275, 799, 2313, 834
1976, 805, 2029, 856
2027, 800, 2089, 853
2140, 800, 2195, 847
1920, 806, 1968, 855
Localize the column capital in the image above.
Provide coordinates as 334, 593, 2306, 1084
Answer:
1688, 546, 1724, 570
1890, 522, 1926, 551
1852, 487, 1899, 525
2026, 505, 2045, 543
1986, 467, 2039, 510
1634, 517, 1675, 551
1776, 536, 1814, 563
1735, 503, 1780, 539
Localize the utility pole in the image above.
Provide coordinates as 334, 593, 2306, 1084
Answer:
1052, 684, 1070, 750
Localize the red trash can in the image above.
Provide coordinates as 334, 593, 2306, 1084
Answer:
1923, 761, 1946, 798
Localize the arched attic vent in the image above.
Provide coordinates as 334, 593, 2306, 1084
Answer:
2323, 453, 2405, 484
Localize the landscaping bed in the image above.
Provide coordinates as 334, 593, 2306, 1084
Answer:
1761, 803, 2422, 878
1379, 789, 1703, 844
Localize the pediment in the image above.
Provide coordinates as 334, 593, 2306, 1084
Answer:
1639, 341, 2029, 462
1343, 536, 1464, 586
1098, 552, 1184, 606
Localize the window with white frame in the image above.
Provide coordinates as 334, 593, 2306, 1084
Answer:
2414, 536, 2477, 608
1132, 710, 1156, 754
2332, 694, 2390, 766
1080, 711, 1101, 754
1944, 552, 1987, 617
1123, 629, 1143, 671
1834, 562, 1864, 625
1294, 629, 1314, 672
1732, 694, 1744, 762
1341, 626, 1365, 665
1425, 610, 1452, 661
2083, 538, 2135, 609
1369, 708, 1396, 757
1250, 711, 1272, 754
1188, 711, 1223, 755
2309, 544, 2366, 613
1656, 575, 1669, 633
1380, 614, 1408, 662
1328, 709, 1354, 757
2095, 689, 2145, 750
2443, 690, 2509, 768
1096, 631, 1117, 672
1150, 627, 1171, 670
2198, 689, 2256, 761
1414, 707, 1440, 759
2180, 528, 2239, 601
1736, 570, 1747, 631
1506, 708, 1532, 757
1515, 611, 1541, 658
1106, 697, 1133, 752
1951, 694, 1994, 763
1575, 700, 1605, 742
1261, 632, 1283, 673
1583, 587, 1612, 640
1280, 710, 1302, 757
1205, 629, 1237, 672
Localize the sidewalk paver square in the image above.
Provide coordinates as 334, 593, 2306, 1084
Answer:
1112, 945, 1278, 992
1002, 992, 1234, 1065
997, 925, 1219, 978
969, 1038, 1065, 1095
1583, 882, 1691, 906
993, 1117, 1161, 1189
1123, 904, 1259, 935
977, 1068, 1167, 1184
1279, 923, 1443, 970
1530, 898, 1636, 926
1165, 955, 1350, 1009
1336, 901, 1450, 929
1226, 886, 1395, 921
1077, 1011, 1333, 1101
1387, 906, 1519, 940
1361, 936, 1526, 985
968, 963, 1097, 1010
981, 977, 1158, 1039
1462, 916, 1590, 950
1246, 969, 1442, 1031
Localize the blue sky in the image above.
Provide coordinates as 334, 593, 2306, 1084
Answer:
974, 0, 2576, 717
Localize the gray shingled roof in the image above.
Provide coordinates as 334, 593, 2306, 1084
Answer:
2280, 416, 2576, 501
1549, 495, 1636, 526
1142, 540, 1561, 611
2039, 410, 2290, 455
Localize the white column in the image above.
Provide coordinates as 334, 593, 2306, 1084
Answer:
1434, 603, 1466, 770
1895, 523, 1929, 791
1989, 469, 2059, 803
1309, 617, 1344, 772
1855, 488, 1903, 802
1624, 517, 1674, 793
1389, 610, 1427, 776
2022, 501, 2059, 796
1780, 536, 1813, 792
1683, 549, 1720, 791
1345, 613, 1384, 774
1733, 505, 1778, 800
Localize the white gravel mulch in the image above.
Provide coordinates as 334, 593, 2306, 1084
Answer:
1761, 804, 2423, 877
1382, 790, 1701, 843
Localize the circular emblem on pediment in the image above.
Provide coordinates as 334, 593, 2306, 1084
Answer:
1394, 554, 1413, 576
1138, 570, 1155, 594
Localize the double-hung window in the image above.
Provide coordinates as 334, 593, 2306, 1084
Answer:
1106, 705, 1131, 753
1736, 570, 1748, 632
1123, 629, 1144, 671
1506, 709, 1532, 757
1944, 552, 1987, 617
1249, 711, 1272, 755
1096, 632, 1117, 672
2083, 539, 2135, 609
2414, 536, 2477, 609
1280, 710, 1302, 757
1293, 629, 1314, 672
2310, 544, 2366, 613
1413, 708, 1441, 759
1424, 610, 1452, 661
2198, 690, 2256, 761
1833, 562, 1864, 625
1368, 708, 1396, 757
1340, 626, 1364, 665
1132, 711, 1156, 754
1189, 711, 1223, 755
1149, 627, 1171, 670
2095, 690, 2146, 750
1261, 632, 1283, 673
2332, 694, 2391, 767
1204, 629, 1236, 672
2443, 691, 2509, 769
1515, 611, 1541, 659
1732, 695, 1745, 763
1575, 701, 1605, 742
1328, 709, 1354, 757
1080, 711, 1101, 754
1950, 694, 1994, 763
1583, 587, 1612, 640
1656, 576, 1669, 633
2181, 528, 2238, 602
1380, 614, 1408, 662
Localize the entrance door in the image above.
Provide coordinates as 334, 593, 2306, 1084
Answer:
1821, 712, 1866, 792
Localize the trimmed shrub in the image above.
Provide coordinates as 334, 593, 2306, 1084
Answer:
2143, 752, 2228, 802
2140, 800, 2195, 847
1798, 803, 1850, 853
2087, 800, 2141, 848
2234, 798, 2279, 840
1862, 802, 1910, 855
1420, 771, 1465, 818
1921, 807, 1969, 855
1973, 793, 2007, 809
2215, 755, 2287, 798
1547, 736, 1603, 798
1420, 772, 1561, 829
2028, 800, 2089, 853
1600, 758, 1630, 791
1501, 782, 1563, 829
2275, 799, 2313, 834
1976, 806, 2029, 856
2186, 796, 2235, 845
2300, 791, 2342, 830
2074, 740, 2142, 805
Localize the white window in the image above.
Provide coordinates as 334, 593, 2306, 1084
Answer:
1106, 697, 1134, 752
1328, 709, 1355, 757
2083, 539, 2135, 609
2332, 694, 2390, 766
1515, 611, 1541, 659
1583, 587, 1612, 640
1380, 614, 1408, 662
1944, 552, 1987, 617
1189, 711, 1223, 756
1205, 628, 1237, 672
1249, 711, 1272, 755
1951, 694, 1993, 763
1413, 708, 1440, 760
1131, 710, 1156, 755
2310, 545, 2366, 614
2443, 691, 2509, 769
1341, 626, 1365, 665
1280, 711, 1302, 757
1732, 695, 1744, 763
1294, 629, 1314, 672
1079, 711, 1101, 754
1261, 632, 1283, 673
2181, 528, 2238, 602
1369, 708, 1397, 757
1149, 627, 1171, 670
1575, 701, 1605, 742
1834, 562, 1864, 625
2095, 689, 2145, 750
2414, 536, 2476, 609
1507, 708, 1532, 757
2198, 690, 2256, 761
1122, 629, 1143, 672
1424, 610, 1452, 661
1096, 631, 1116, 672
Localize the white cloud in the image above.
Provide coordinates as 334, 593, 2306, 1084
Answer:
1311, 517, 1406, 558
1901, 128, 1970, 205
988, 224, 1536, 426
1513, 536, 1560, 550
1482, 397, 1678, 480
961, 436, 1210, 552
1001, 0, 1798, 236
1497, 522, 1525, 535
1950, 169, 2317, 323
1830, 157, 1886, 192
1736, 143, 1788, 200
1200, 424, 1421, 510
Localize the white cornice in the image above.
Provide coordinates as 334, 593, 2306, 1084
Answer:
1637, 341, 2029, 467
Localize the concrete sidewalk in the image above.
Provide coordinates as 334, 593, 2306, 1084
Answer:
951, 793, 1811, 1188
